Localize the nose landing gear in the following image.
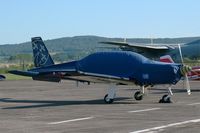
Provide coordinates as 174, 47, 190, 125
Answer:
159, 94, 172, 103
159, 86, 173, 103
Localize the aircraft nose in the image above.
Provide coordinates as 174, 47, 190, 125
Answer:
180, 65, 192, 76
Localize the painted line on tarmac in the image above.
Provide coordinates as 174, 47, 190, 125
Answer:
128, 108, 161, 113
129, 118, 200, 133
47, 116, 94, 125
187, 102, 200, 106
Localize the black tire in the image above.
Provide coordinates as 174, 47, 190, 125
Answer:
134, 91, 143, 101
104, 94, 114, 104
159, 99, 163, 103
159, 95, 172, 103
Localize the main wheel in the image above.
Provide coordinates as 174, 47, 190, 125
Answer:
104, 94, 114, 104
159, 95, 172, 103
134, 91, 143, 101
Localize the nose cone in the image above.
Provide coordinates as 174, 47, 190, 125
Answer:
180, 65, 192, 76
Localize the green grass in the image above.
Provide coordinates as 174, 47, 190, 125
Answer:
4, 74, 31, 80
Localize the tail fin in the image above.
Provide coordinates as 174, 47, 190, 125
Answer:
160, 55, 174, 63
31, 37, 54, 67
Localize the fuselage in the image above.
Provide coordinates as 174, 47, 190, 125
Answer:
31, 51, 183, 86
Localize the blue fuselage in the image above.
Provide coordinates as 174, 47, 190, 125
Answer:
32, 51, 183, 86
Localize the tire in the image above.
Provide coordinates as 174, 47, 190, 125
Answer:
104, 94, 114, 104
159, 95, 172, 103
134, 91, 143, 101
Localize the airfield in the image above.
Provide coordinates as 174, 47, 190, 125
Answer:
0, 80, 200, 133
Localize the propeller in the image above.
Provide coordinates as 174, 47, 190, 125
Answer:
178, 44, 192, 95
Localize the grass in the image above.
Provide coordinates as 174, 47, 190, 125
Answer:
3, 74, 31, 80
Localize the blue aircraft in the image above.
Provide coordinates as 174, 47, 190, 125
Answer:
9, 37, 192, 103
0, 74, 6, 81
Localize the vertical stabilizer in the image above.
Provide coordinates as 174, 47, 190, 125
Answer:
31, 37, 54, 67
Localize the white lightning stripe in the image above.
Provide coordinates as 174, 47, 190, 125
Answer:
128, 108, 161, 113
78, 71, 129, 80
188, 103, 200, 106
48, 116, 94, 125
130, 119, 200, 133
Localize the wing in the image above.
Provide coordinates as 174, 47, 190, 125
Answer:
9, 69, 135, 85
100, 41, 172, 51
68, 71, 135, 85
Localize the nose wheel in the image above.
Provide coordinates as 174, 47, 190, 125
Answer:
159, 95, 172, 103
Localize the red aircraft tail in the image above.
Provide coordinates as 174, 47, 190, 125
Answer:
160, 55, 174, 63
159, 55, 200, 80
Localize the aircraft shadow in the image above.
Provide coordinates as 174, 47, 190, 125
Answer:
150, 88, 200, 94
0, 97, 134, 109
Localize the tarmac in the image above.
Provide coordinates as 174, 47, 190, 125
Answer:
0, 80, 200, 133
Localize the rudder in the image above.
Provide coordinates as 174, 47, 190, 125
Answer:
31, 37, 54, 67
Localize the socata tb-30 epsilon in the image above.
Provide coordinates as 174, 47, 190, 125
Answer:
9, 37, 192, 103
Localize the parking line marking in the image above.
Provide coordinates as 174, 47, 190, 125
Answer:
128, 108, 161, 113
129, 118, 200, 133
48, 116, 94, 125
188, 102, 200, 106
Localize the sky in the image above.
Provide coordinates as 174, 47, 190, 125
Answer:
0, 0, 200, 44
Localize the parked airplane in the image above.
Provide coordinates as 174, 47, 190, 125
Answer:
9, 37, 192, 103
0, 74, 6, 81
160, 55, 200, 81
188, 66, 200, 80
100, 39, 200, 61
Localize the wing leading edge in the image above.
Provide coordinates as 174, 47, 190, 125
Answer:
100, 41, 171, 50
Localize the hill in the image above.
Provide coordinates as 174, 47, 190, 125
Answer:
0, 35, 200, 62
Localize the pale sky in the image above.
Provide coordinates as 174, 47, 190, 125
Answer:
0, 0, 200, 44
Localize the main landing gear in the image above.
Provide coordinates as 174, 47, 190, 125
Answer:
104, 94, 114, 104
104, 84, 117, 104
134, 91, 143, 101
134, 85, 146, 101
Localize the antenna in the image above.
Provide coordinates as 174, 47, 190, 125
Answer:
150, 37, 154, 45
124, 38, 127, 43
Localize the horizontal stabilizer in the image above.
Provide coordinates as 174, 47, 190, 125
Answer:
0, 75, 6, 80
33, 76, 61, 82
9, 70, 61, 82
9, 70, 39, 77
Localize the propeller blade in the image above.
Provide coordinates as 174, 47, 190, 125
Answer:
178, 44, 184, 64
184, 74, 191, 95
178, 44, 191, 95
